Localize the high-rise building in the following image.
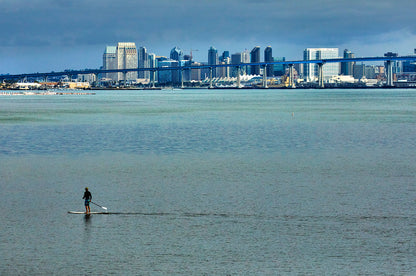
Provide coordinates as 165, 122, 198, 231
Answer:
218, 57, 230, 78
220, 51, 230, 62
218, 51, 231, 78
303, 48, 339, 82
231, 53, 242, 64
250, 46, 261, 75
117, 42, 138, 82
231, 52, 242, 77
403, 50, 416, 73
138, 47, 149, 79
241, 49, 250, 63
182, 58, 191, 82
273, 57, 286, 76
190, 62, 202, 81
365, 65, 381, 79
208, 46, 219, 77
384, 52, 402, 74
353, 63, 365, 79
264, 46, 273, 77
341, 49, 355, 76
294, 63, 303, 79
148, 53, 157, 83
103, 46, 117, 81
170, 47, 183, 61
158, 59, 179, 84
241, 49, 250, 75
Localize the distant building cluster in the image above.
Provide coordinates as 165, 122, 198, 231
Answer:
3, 43, 416, 90
98, 42, 416, 88
100, 43, 295, 87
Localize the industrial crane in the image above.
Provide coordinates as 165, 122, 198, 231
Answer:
184, 49, 199, 62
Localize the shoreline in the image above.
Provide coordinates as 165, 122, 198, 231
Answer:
0, 91, 96, 96
1, 85, 416, 94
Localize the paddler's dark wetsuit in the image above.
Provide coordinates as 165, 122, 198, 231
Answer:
83, 188, 92, 213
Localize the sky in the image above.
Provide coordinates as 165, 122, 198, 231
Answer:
1, 0, 416, 74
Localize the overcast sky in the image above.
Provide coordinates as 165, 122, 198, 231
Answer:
1, 0, 416, 74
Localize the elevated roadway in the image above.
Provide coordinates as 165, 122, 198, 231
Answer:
1, 56, 415, 88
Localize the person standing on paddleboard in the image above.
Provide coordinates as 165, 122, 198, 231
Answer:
83, 187, 92, 214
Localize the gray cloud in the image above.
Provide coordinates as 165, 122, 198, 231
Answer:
1, 0, 416, 73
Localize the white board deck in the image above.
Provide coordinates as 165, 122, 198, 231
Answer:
68, 211, 109, 214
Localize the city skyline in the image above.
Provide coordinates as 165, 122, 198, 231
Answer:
2, 43, 415, 89
1, 0, 416, 74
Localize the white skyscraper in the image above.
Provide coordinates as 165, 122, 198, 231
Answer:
241, 49, 250, 75
117, 42, 138, 82
148, 53, 157, 83
103, 46, 117, 81
303, 48, 339, 81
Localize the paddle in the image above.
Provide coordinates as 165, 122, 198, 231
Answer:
90, 201, 108, 211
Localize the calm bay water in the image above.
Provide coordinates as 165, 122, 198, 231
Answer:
1, 89, 416, 275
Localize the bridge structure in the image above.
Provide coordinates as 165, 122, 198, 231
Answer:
1, 56, 416, 89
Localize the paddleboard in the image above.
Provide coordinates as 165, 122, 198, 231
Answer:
68, 211, 109, 214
